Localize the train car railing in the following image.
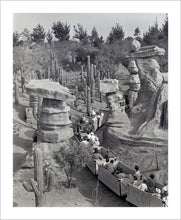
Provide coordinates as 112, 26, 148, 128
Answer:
98, 166, 121, 196
126, 184, 163, 207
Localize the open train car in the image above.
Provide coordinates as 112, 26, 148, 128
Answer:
98, 161, 135, 196
126, 184, 164, 207
86, 147, 108, 175
86, 160, 97, 175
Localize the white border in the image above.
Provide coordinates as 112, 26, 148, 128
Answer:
1, 1, 180, 219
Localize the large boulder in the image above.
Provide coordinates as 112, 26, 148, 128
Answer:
99, 79, 119, 94
136, 58, 163, 91
131, 39, 141, 52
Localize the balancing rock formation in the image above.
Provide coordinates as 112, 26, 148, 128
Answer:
98, 40, 168, 183
26, 79, 75, 143
99, 79, 131, 134
126, 40, 168, 140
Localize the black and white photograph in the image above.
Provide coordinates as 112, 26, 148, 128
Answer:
1, 1, 181, 220
12, 12, 169, 208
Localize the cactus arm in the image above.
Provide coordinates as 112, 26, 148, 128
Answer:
47, 170, 55, 192
22, 181, 33, 192
30, 179, 40, 197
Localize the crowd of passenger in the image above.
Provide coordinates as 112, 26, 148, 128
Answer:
75, 109, 104, 142
75, 109, 168, 207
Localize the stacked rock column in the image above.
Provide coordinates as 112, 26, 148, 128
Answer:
38, 98, 73, 143
127, 59, 141, 110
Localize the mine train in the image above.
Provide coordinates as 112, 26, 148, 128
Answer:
75, 113, 166, 207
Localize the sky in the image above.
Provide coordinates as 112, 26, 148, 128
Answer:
13, 13, 166, 40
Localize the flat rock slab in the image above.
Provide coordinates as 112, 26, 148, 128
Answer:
26, 79, 75, 102
99, 79, 119, 94
127, 45, 165, 58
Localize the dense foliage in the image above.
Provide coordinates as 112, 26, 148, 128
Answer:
31, 24, 46, 43
52, 21, 70, 41
54, 140, 92, 188
13, 15, 168, 75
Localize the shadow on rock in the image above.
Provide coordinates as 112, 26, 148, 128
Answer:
13, 153, 26, 172
13, 103, 27, 122
24, 130, 35, 139
13, 134, 33, 152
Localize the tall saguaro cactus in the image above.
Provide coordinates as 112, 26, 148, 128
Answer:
94, 65, 97, 79
87, 55, 90, 86
20, 67, 26, 93
22, 147, 55, 207
14, 81, 19, 105
91, 77, 95, 104
34, 147, 45, 207
87, 86, 91, 116
81, 65, 84, 83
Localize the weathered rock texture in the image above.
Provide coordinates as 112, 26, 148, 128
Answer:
26, 79, 75, 103
111, 42, 168, 142
99, 79, 119, 94
128, 45, 165, 58
25, 80, 75, 143
100, 41, 168, 183
131, 39, 141, 52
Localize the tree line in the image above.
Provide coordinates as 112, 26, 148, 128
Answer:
13, 15, 168, 47
13, 15, 168, 73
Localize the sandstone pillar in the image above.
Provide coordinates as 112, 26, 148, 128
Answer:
26, 79, 76, 143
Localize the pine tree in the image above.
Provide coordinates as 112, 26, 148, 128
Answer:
46, 30, 53, 45
161, 15, 168, 39
107, 23, 125, 43
90, 27, 104, 48
31, 24, 46, 43
52, 21, 70, 41
13, 31, 20, 47
73, 23, 89, 45
143, 19, 162, 45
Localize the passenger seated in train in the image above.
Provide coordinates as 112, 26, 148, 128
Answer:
86, 132, 91, 141
90, 114, 98, 132
162, 187, 168, 207
152, 188, 162, 198
132, 175, 138, 186
138, 178, 148, 191
80, 115, 87, 123
90, 109, 96, 117
96, 157, 109, 170
161, 181, 168, 206
162, 181, 168, 196
80, 136, 90, 148
92, 148, 104, 160
89, 132, 98, 146
132, 174, 143, 187
134, 165, 141, 178
92, 137, 101, 149
96, 110, 104, 127
105, 159, 116, 174
114, 167, 130, 179
146, 174, 156, 193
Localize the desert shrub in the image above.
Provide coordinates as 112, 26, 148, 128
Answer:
13, 43, 50, 78
54, 139, 92, 188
